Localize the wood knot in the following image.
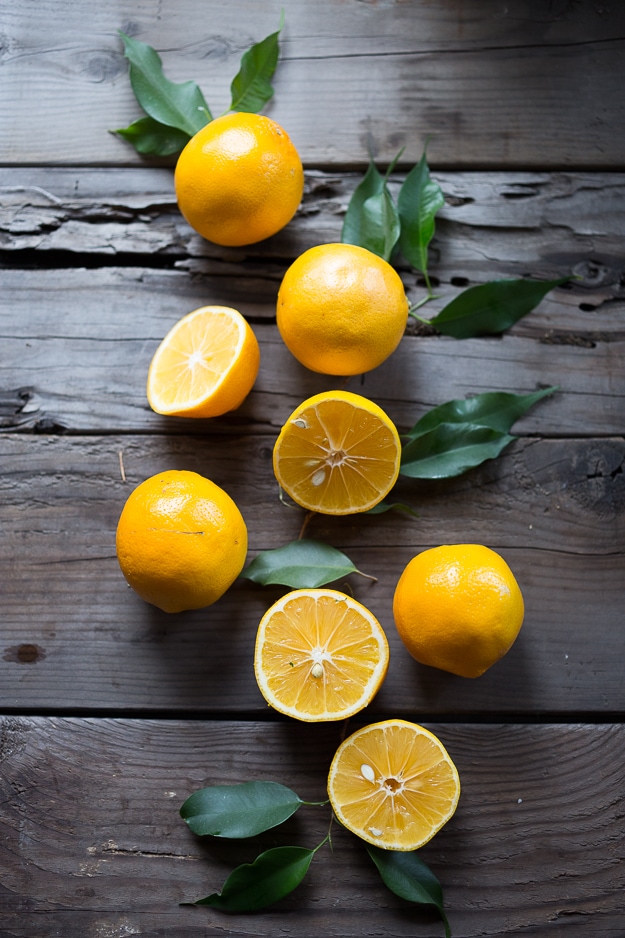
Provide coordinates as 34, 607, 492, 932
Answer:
3, 643, 46, 664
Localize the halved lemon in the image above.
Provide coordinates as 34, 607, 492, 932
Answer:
272, 390, 401, 515
147, 305, 260, 418
327, 719, 461, 851
254, 588, 389, 722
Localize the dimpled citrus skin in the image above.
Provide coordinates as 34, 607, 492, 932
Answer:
116, 470, 248, 613
392, 544, 524, 678
276, 243, 409, 375
174, 112, 304, 247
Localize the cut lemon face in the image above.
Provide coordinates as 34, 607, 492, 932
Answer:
147, 305, 260, 418
272, 390, 401, 515
327, 720, 461, 851
254, 588, 389, 722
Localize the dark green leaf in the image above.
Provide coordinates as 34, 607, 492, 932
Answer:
342, 159, 385, 246
229, 15, 283, 113
119, 32, 211, 136
397, 149, 444, 275
113, 115, 191, 156
193, 846, 314, 912
366, 845, 451, 938
359, 189, 401, 261
366, 500, 419, 518
180, 781, 303, 838
341, 152, 403, 260
426, 278, 569, 338
240, 538, 363, 588
400, 424, 514, 479
405, 387, 558, 440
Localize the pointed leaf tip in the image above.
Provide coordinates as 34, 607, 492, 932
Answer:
193, 845, 315, 912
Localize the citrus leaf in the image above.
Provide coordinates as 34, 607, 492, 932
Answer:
426, 277, 569, 338
365, 500, 418, 517
119, 32, 211, 136
180, 781, 303, 838
113, 115, 191, 156
240, 538, 364, 588
397, 149, 444, 275
341, 152, 402, 261
342, 159, 385, 244
360, 189, 401, 262
400, 423, 515, 479
193, 845, 314, 911
405, 387, 558, 440
229, 15, 283, 113
366, 845, 451, 938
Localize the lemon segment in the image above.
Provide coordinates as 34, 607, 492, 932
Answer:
147, 305, 260, 419
254, 588, 389, 722
327, 720, 461, 851
273, 390, 401, 515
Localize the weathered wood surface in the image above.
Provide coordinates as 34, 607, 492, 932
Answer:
1, 169, 624, 435
2, 169, 625, 304
1, 1, 625, 168
2, 0, 625, 933
0, 433, 622, 715
0, 295, 623, 436
1, 718, 624, 936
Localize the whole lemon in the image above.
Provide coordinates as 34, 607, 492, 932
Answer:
174, 112, 304, 247
392, 544, 524, 678
276, 243, 409, 375
116, 470, 247, 613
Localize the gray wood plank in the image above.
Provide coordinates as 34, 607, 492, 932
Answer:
2, 170, 624, 310
1, 718, 623, 935
0, 434, 622, 714
0, 266, 623, 434
1, 2, 625, 167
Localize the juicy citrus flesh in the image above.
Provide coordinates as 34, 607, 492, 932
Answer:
328, 720, 460, 850
276, 243, 409, 375
115, 470, 248, 613
327, 719, 460, 851
273, 390, 401, 515
146, 306, 260, 418
174, 112, 304, 247
393, 544, 525, 678
254, 589, 389, 722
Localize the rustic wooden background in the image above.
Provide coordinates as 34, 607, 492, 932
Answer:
1, 1, 624, 935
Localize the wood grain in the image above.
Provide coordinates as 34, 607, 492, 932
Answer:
2, 169, 625, 305
1, 2, 625, 167
0, 434, 622, 715
1, 718, 623, 935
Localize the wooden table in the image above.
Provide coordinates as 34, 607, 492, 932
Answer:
1, 2, 624, 934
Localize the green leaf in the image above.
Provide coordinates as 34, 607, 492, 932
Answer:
193, 845, 315, 912
119, 32, 211, 136
400, 424, 514, 479
240, 538, 365, 588
113, 115, 191, 156
397, 149, 445, 275
365, 500, 419, 518
180, 781, 303, 838
229, 15, 283, 113
366, 845, 451, 938
405, 387, 558, 440
360, 189, 401, 262
425, 277, 569, 338
341, 152, 402, 261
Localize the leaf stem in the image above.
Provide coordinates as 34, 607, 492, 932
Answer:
298, 511, 316, 540
408, 291, 439, 319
